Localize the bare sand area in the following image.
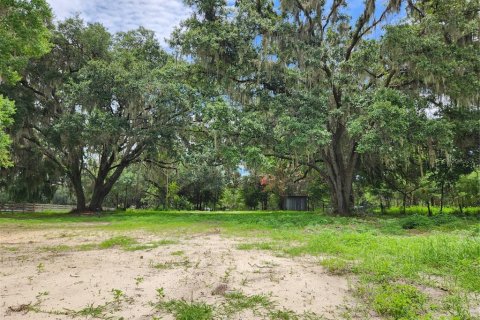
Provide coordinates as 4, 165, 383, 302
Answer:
0, 228, 363, 319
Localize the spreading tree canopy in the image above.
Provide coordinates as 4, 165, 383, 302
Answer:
8, 18, 200, 211
0, 0, 51, 166
171, 0, 479, 215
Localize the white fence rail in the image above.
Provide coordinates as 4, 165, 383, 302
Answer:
0, 203, 75, 213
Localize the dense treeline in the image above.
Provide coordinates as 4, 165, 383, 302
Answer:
0, 0, 478, 215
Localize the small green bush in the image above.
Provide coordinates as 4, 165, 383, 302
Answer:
431, 214, 459, 226
400, 215, 433, 229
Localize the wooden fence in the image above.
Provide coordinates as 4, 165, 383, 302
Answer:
0, 203, 76, 213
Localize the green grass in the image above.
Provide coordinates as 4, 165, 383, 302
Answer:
371, 283, 427, 319
99, 235, 137, 249
223, 291, 273, 313
156, 292, 317, 320
126, 239, 177, 251
287, 230, 480, 290
1, 209, 479, 318
40, 244, 72, 252
151, 260, 190, 269
269, 309, 300, 320
320, 257, 352, 275
237, 242, 277, 250
37, 236, 177, 253
72, 303, 107, 317
376, 206, 480, 216
159, 300, 214, 320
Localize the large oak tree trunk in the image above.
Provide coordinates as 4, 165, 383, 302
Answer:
87, 163, 128, 211
88, 165, 110, 211
68, 148, 132, 213
325, 165, 355, 215
69, 169, 86, 212
323, 125, 358, 216
70, 173, 119, 212
88, 187, 109, 211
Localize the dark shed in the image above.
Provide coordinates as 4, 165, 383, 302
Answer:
282, 196, 308, 211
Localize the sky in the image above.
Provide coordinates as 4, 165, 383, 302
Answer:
46, 0, 403, 48
47, 0, 191, 46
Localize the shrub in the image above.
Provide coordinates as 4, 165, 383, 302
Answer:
400, 215, 433, 229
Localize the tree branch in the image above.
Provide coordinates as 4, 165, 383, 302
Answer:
294, 166, 312, 183
20, 80, 46, 97
322, 0, 343, 34
345, 5, 390, 61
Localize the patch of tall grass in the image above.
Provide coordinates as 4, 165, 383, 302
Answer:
283, 230, 480, 292
375, 206, 480, 216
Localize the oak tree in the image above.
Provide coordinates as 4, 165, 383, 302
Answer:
11, 18, 198, 211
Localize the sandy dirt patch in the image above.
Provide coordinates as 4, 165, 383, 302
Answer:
1, 228, 363, 319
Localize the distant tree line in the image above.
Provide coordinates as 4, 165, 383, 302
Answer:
0, 0, 478, 215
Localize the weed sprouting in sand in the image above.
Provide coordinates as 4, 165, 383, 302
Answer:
111, 288, 124, 302
134, 276, 144, 286
223, 291, 273, 313
72, 303, 107, 318
157, 299, 214, 320
36, 262, 45, 274
156, 287, 165, 299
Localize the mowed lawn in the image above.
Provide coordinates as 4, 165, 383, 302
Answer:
1, 210, 479, 319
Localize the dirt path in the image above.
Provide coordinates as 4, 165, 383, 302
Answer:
1, 228, 362, 319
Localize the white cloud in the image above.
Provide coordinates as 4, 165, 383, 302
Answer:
47, 0, 191, 47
